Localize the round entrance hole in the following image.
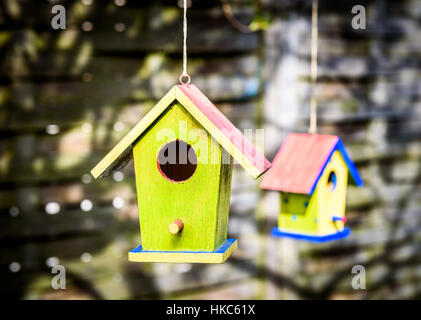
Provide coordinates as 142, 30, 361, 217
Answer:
327, 171, 337, 191
157, 140, 197, 182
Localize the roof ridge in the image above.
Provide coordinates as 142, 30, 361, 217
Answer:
91, 84, 270, 180
260, 133, 362, 194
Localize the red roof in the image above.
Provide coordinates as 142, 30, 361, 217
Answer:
177, 84, 271, 177
91, 84, 271, 180
260, 133, 362, 194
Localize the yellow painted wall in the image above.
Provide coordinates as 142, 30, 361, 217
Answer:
278, 193, 316, 234
314, 150, 348, 235
278, 151, 349, 236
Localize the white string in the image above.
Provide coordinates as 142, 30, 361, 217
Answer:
179, 0, 191, 85
309, 0, 318, 134
183, 0, 187, 75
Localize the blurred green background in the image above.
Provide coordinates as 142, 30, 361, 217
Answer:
1, 0, 421, 299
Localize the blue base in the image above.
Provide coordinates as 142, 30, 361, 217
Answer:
128, 238, 238, 263
130, 238, 237, 254
271, 227, 350, 243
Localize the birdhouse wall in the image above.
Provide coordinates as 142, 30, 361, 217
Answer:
278, 193, 317, 235
214, 151, 233, 249
132, 102, 233, 252
278, 151, 349, 236
312, 150, 348, 235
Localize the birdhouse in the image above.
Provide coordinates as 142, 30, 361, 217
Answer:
260, 133, 363, 242
91, 84, 271, 263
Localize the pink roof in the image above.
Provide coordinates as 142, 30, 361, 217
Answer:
177, 84, 271, 177
260, 133, 362, 194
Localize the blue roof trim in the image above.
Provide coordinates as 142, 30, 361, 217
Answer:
335, 139, 364, 187
308, 138, 338, 195
308, 137, 363, 195
271, 227, 350, 243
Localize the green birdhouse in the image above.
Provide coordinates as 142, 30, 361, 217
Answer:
91, 84, 271, 263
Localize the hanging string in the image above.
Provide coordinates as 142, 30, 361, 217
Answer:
309, 0, 318, 134
179, 0, 191, 85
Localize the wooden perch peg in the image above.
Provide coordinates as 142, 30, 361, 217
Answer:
168, 219, 184, 234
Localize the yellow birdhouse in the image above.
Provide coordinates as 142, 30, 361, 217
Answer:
260, 133, 363, 242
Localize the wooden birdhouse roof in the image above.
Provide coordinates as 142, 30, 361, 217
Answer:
260, 133, 363, 194
91, 84, 271, 180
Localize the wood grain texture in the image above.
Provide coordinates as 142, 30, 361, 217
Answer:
176, 84, 271, 178
133, 102, 229, 252
0, 7, 257, 53
168, 219, 184, 234
91, 84, 270, 180
214, 149, 233, 249
128, 239, 238, 264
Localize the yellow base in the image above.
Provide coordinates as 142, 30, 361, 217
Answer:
128, 239, 238, 263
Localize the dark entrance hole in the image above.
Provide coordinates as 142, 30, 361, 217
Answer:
157, 140, 197, 182
327, 171, 337, 191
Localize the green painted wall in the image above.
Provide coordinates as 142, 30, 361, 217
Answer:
214, 150, 233, 249
133, 102, 232, 251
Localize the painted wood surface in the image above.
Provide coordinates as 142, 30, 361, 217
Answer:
215, 149, 233, 249
271, 228, 350, 243
279, 193, 316, 235
133, 102, 232, 252
315, 151, 348, 235
168, 219, 184, 234
278, 151, 349, 236
91, 84, 270, 180
260, 133, 362, 194
91, 87, 177, 179
176, 85, 271, 178
129, 239, 238, 264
